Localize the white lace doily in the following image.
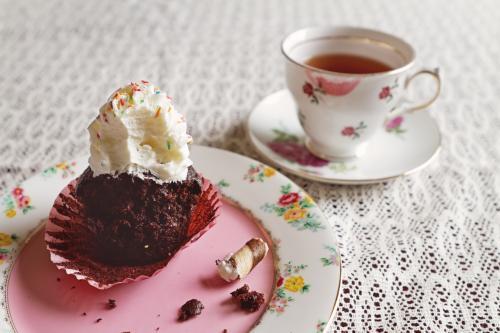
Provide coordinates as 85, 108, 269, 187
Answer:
0, 0, 499, 331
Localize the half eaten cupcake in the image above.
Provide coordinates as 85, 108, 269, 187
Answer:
45, 81, 220, 289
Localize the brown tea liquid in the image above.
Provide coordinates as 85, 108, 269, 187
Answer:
305, 53, 392, 74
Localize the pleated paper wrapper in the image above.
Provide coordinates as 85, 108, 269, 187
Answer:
45, 177, 220, 290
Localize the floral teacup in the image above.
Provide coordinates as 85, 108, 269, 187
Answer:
282, 26, 441, 159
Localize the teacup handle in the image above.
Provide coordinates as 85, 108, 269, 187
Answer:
388, 68, 441, 118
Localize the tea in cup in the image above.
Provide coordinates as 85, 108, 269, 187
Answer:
282, 26, 441, 159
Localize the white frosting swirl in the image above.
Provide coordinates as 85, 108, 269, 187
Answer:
88, 80, 192, 183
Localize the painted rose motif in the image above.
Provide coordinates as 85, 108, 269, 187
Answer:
266, 128, 357, 173
261, 184, 324, 231
385, 116, 406, 136
268, 141, 329, 167
267, 129, 329, 167
12, 188, 23, 196
277, 276, 284, 287
303, 70, 360, 103
341, 121, 367, 139
3, 186, 34, 218
302, 82, 314, 96
316, 76, 359, 96
379, 86, 391, 99
378, 78, 399, 102
0, 252, 7, 265
341, 127, 355, 136
279, 192, 300, 206
43, 161, 77, 178
243, 163, 276, 182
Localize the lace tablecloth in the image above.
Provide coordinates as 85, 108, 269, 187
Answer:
1, 0, 499, 331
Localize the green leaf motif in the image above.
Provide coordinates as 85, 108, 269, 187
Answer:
321, 257, 333, 266
42, 167, 57, 176
276, 288, 286, 298
324, 245, 336, 252
276, 207, 287, 216
217, 179, 230, 188
261, 203, 274, 213
280, 184, 292, 194
272, 129, 299, 143
329, 162, 356, 173
301, 284, 310, 293
316, 320, 328, 333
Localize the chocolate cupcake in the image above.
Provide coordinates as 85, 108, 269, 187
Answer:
45, 81, 220, 289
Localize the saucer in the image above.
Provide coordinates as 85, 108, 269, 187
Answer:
247, 90, 441, 185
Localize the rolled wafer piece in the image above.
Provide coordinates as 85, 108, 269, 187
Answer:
216, 238, 269, 282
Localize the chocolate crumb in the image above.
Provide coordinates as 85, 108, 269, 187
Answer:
223, 330, 228, 333
95, 318, 102, 323
157, 314, 160, 317
178, 299, 204, 321
82, 312, 87, 316
237, 291, 265, 312
230, 284, 250, 298
107, 299, 117, 309
71, 286, 76, 289
56, 277, 61, 282
155, 328, 160, 331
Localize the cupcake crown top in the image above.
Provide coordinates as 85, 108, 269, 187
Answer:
88, 80, 193, 183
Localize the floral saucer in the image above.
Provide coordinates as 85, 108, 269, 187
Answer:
1, 146, 340, 333
247, 90, 441, 184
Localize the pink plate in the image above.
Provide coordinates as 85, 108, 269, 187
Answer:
7, 199, 275, 333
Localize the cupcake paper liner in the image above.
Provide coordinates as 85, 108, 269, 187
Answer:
45, 176, 220, 290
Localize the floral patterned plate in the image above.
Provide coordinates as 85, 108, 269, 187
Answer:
0, 145, 341, 333
247, 90, 441, 184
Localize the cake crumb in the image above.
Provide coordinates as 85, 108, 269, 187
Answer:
56, 277, 61, 282
237, 291, 265, 312
95, 318, 102, 323
230, 285, 265, 312
230, 284, 249, 297
223, 330, 228, 333
107, 299, 117, 309
178, 299, 204, 321
71, 286, 76, 289
82, 312, 87, 316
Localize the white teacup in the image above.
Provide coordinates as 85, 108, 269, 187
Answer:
282, 26, 441, 160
